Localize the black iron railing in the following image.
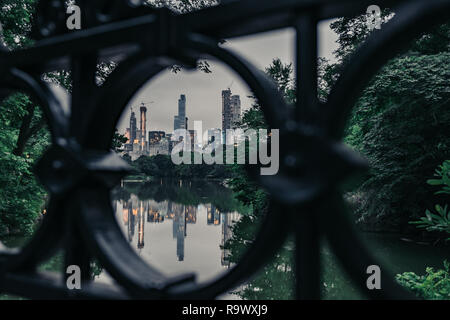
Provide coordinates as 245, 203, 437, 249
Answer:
0, 0, 449, 299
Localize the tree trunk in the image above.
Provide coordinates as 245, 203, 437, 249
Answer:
13, 104, 35, 157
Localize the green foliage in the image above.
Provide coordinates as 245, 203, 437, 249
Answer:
0, 1, 51, 236
225, 58, 296, 299
331, 14, 450, 298
0, 93, 49, 236
342, 41, 450, 232
410, 23, 450, 55
115, 179, 244, 213
396, 261, 450, 300
325, 9, 450, 234
265, 58, 296, 104
0, 0, 36, 49
111, 129, 128, 153
146, 0, 218, 13
232, 242, 295, 300
411, 205, 450, 240
427, 160, 450, 196
228, 58, 295, 210
410, 160, 450, 239
132, 154, 233, 180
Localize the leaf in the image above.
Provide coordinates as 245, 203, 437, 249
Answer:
427, 179, 443, 186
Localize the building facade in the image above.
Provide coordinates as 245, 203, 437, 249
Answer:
174, 94, 187, 131
222, 89, 241, 144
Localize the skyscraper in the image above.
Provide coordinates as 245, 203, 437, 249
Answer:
140, 104, 147, 151
231, 95, 241, 125
221, 212, 240, 267
137, 200, 145, 249
207, 204, 221, 226
174, 94, 187, 131
172, 203, 186, 261
222, 89, 232, 134
222, 89, 241, 144
207, 128, 221, 144
148, 131, 166, 145
130, 110, 137, 144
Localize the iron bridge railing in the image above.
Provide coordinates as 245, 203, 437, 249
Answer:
0, 0, 449, 300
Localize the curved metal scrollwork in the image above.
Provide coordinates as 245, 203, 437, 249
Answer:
0, 0, 449, 299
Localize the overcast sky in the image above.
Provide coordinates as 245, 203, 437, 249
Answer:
52, 20, 339, 135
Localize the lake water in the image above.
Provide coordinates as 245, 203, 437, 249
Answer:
1, 179, 449, 299
101, 180, 242, 283
94, 179, 248, 299
96, 180, 450, 299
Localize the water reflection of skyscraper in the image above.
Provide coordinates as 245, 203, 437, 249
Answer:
206, 204, 221, 225
185, 205, 197, 224
137, 200, 145, 249
116, 197, 239, 264
122, 200, 135, 242
221, 212, 240, 267
148, 206, 165, 223
171, 203, 186, 261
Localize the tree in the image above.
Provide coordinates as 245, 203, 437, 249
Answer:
0, 93, 49, 235
324, 11, 450, 232
0, 1, 51, 235
0, 0, 36, 49
227, 58, 297, 299
111, 129, 128, 153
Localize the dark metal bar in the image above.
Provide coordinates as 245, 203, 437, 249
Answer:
1, 14, 158, 68
295, 13, 319, 122
63, 51, 99, 284
2, 271, 127, 299
2, 0, 407, 71
70, 54, 98, 142
184, 0, 405, 38
64, 224, 92, 285
294, 211, 321, 300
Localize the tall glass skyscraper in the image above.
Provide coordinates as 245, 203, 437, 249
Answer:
174, 94, 187, 130
130, 111, 137, 143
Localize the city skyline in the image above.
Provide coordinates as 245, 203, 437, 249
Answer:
121, 88, 242, 160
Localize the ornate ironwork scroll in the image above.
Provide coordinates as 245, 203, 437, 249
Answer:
0, 0, 449, 299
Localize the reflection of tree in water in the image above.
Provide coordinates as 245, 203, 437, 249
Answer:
112, 179, 245, 213
223, 202, 296, 300
224, 214, 365, 300
223, 214, 357, 300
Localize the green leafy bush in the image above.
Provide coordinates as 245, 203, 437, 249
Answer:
410, 205, 450, 240
427, 160, 450, 196
396, 261, 450, 300
410, 160, 450, 240
346, 53, 450, 232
